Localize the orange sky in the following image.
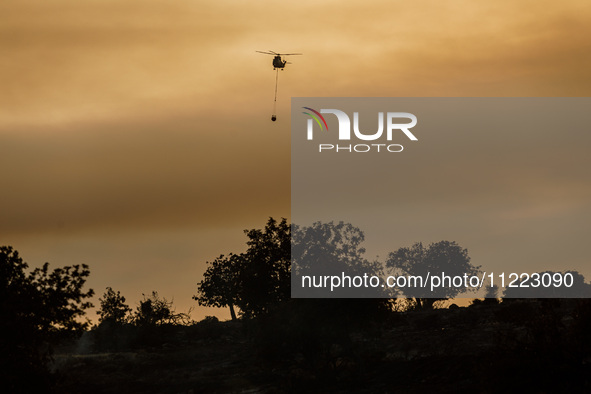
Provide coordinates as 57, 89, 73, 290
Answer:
1, 0, 590, 321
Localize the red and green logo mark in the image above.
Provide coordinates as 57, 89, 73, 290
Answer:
302, 107, 329, 132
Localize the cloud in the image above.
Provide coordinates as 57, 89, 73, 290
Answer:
1, 0, 590, 320
0, 113, 290, 235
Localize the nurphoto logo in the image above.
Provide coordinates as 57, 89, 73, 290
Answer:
302, 107, 418, 153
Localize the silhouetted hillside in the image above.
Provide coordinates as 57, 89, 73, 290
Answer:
52, 299, 591, 393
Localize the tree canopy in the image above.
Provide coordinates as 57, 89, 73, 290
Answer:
0, 245, 94, 392
196, 218, 388, 315
98, 286, 131, 325
194, 217, 290, 318
292, 221, 384, 297
386, 241, 480, 309
238, 217, 291, 317
193, 253, 242, 320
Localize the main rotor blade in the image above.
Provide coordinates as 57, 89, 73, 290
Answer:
256, 51, 275, 55
278, 53, 303, 56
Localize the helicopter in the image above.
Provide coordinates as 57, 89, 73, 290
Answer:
256, 50, 302, 70
256, 50, 303, 121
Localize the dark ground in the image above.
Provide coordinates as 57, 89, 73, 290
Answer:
52, 299, 591, 393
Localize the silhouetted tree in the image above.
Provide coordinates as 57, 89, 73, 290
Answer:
134, 291, 190, 326
97, 287, 131, 325
386, 241, 480, 309
236, 217, 291, 317
194, 253, 242, 320
194, 218, 290, 319
0, 246, 93, 392
292, 221, 385, 297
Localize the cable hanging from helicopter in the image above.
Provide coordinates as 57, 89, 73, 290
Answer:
256, 51, 302, 121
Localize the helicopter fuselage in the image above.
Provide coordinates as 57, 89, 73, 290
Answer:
272, 55, 287, 69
